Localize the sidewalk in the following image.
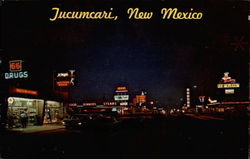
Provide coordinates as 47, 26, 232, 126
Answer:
7, 124, 65, 134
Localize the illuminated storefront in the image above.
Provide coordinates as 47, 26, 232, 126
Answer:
5, 81, 65, 127
7, 97, 44, 128
7, 97, 64, 127
0, 59, 68, 129
44, 101, 64, 124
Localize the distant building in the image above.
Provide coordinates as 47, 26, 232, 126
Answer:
133, 91, 147, 106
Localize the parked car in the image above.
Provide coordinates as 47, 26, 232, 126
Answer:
62, 114, 90, 129
80, 114, 120, 133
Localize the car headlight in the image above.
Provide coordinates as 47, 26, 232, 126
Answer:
78, 122, 82, 126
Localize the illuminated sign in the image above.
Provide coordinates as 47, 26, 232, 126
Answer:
217, 83, 240, 88
56, 81, 71, 87
5, 60, 29, 79
120, 102, 128, 106
56, 70, 76, 87
69, 103, 77, 107
68, 70, 76, 86
57, 73, 69, 77
5, 72, 28, 79
57, 71, 75, 78
14, 88, 38, 95
208, 97, 217, 103
114, 95, 129, 101
199, 96, 205, 103
7, 97, 14, 104
103, 102, 117, 106
115, 87, 128, 92
83, 103, 96, 106
186, 88, 190, 107
225, 89, 234, 94
136, 95, 146, 103
221, 72, 236, 83
9, 60, 22, 72
69, 70, 75, 77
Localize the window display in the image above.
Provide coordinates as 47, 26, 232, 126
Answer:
44, 101, 63, 124
7, 97, 44, 128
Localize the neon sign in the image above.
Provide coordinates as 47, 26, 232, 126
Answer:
225, 89, 235, 94
56, 70, 76, 87
69, 103, 77, 107
57, 73, 69, 77
14, 88, 38, 95
9, 60, 22, 72
103, 102, 117, 106
221, 72, 236, 83
7, 97, 14, 104
114, 95, 129, 101
56, 81, 71, 87
5, 60, 29, 79
83, 103, 96, 106
5, 72, 28, 79
217, 83, 240, 88
120, 102, 128, 106
115, 86, 128, 92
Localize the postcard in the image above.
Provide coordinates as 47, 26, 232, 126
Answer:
0, 0, 249, 159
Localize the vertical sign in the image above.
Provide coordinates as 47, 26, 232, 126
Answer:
186, 88, 190, 107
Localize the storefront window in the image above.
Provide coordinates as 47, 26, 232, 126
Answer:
7, 97, 44, 128
44, 101, 63, 124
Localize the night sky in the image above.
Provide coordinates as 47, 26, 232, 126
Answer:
2, 0, 249, 106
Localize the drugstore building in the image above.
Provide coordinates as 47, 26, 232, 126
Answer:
0, 59, 66, 129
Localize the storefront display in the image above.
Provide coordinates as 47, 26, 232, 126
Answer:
7, 97, 44, 128
43, 101, 63, 124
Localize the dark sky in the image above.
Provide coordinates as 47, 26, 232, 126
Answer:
2, 0, 249, 106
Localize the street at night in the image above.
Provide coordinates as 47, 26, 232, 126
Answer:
0, 114, 248, 159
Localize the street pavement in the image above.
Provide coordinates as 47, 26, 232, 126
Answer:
184, 113, 225, 120
0, 114, 248, 159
